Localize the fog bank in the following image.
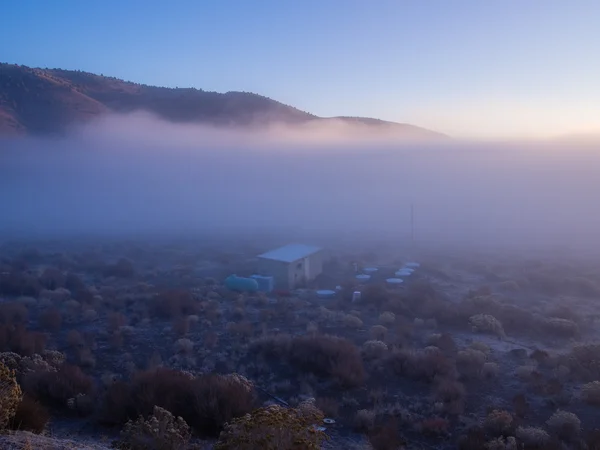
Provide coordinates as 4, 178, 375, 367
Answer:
1, 114, 600, 255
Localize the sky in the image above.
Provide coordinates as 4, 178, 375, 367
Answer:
1, 0, 599, 139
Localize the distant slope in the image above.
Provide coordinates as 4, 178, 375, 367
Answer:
0, 63, 447, 139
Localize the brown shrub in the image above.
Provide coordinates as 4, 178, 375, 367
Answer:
172, 316, 190, 336
100, 368, 256, 437
215, 404, 327, 450
289, 334, 366, 387
388, 348, 454, 381
419, 417, 450, 436
0, 302, 29, 325
9, 395, 50, 433
151, 290, 198, 319
484, 410, 513, 436
512, 393, 530, 418
38, 268, 65, 290
22, 364, 95, 410
102, 258, 135, 278
368, 418, 404, 450
66, 330, 84, 348
38, 308, 62, 331
0, 271, 41, 297
0, 325, 46, 357
433, 378, 466, 415
315, 397, 339, 417
108, 312, 127, 332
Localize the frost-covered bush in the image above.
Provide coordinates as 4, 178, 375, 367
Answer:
542, 318, 580, 338
343, 314, 363, 329
0, 362, 22, 429
370, 325, 388, 341
486, 436, 518, 450
361, 340, 388, 359
546, 410, 581, 440
119, 405, 191, 450
469, 314, 506, 338
379, 312, 396, 326
214, 404, 327, 450
456, 348, 486, 378
515, 426, 550, 447
482, 362, 500, 379
483, 409, 513, 436
581, 381, 600, 405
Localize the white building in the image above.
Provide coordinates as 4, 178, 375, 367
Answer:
256, 244, 323, 289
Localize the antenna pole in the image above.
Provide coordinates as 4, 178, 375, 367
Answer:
410, 203, 415, 243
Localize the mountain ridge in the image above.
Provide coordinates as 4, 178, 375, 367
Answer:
0, 63, 447, 139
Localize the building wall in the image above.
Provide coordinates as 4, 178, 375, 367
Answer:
286, 250, 324, 289
257, 250, 324, 290
255, 258, 290, 289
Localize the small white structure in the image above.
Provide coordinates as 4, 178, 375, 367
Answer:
356, 274, 371, 282
256, 244, 323, 289
386, 278, 404, 285
352, 291, 361, 302
316, 289, 336, 299
395, 268, 414, 277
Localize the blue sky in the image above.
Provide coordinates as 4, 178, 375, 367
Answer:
1, 0, 599, 138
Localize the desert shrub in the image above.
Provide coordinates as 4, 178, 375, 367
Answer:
456, 348, 486, 379
103, 258, 135, 278
470, 341, 491, 355
546, 410, 581, 441
581, 381, 600, 405
354, 408, 376, 431
512, 393, 530, 418
362, 284, 389, 306
387, 348, 454, 381
0, 302, 29, 325
483, 409, 513, 436
362, 340, 388, 359
171, 316, 190, 337
0, 271, 42, 297
368, 418, 405, 450
515, 365, 538, 381
369, 325, 388, 341
515, 426, 551, 447
458, 426, 487, 450
315, 397, 339, 417
174, 338, 194, 355
289, 334, 366, 387
38, 268, 66, 290
482, 362, 500, 379
118, 405, 191, 450
151, 290, 198, 319
215, 404, 327, 450
469, 314, 506, 338
38, 308, 62, 331
485, 436, 518, 450
542, 318, 580, 338
0, 362, 22, 429
22, 364, 94, 410
433, 378, 465, 415
0, 325, 46, 357
343, 314, 363, 329
9, 394, 50, 433
427, 332, 458, 355
419, 417, 449, 436
379, 311, 395, 326
101, 369, 256, 437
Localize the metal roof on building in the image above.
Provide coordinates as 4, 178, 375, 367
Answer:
257, 244, 322, 263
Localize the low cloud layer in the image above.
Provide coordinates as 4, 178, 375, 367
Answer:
1, 113, 600, 255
